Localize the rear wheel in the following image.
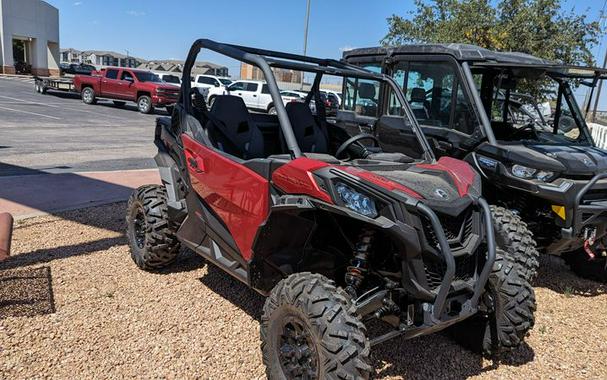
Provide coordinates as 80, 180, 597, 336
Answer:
137, 95, 153, 114
261, 272, 371, 380
563, 250, 607, 282
81, 87, 96, 104
491, 206, 539, 282
126, 185, 180, 270
113, 100, 126, 107
446, 252, 536, 356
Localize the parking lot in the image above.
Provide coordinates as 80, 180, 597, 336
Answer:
0, 77, 162, 176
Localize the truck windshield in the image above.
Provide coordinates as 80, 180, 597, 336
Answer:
472, 67, 591, 146
134, 72, 161, 83
219, 78, 232, 85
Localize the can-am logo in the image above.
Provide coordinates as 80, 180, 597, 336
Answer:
434, 188, 449, 199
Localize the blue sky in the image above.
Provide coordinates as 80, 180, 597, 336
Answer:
47, 1, 607, 65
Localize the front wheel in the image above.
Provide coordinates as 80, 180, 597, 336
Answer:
446, 252, 536, 356
126, 185, 180, 270
563, 250, 607, 282
261, 272, 371, 380
491, 206, 539, 282
137, 95, 154, 114
81, 87, 96, 104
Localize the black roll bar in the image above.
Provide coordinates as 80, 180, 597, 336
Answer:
180, 38, 436, 162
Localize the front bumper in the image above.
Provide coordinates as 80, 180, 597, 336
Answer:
152, 94, 178, 106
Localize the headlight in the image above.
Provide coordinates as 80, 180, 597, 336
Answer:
335, 182, 378, 218
511, 164, 555, 182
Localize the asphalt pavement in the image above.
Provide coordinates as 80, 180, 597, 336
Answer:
0, 76, 165, 176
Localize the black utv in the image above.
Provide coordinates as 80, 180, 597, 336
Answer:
344, 44, 607, 282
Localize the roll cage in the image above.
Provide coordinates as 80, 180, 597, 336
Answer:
179, 39, 436, 162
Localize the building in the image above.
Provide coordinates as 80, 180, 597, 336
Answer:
240, 63, 302, 84
61, 48, 144, 68
138, 60, 229, 77
0, 0, 60, 75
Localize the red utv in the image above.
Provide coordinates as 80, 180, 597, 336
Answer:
125, 39, 535, 379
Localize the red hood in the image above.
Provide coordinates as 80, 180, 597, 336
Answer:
414, 157, 477, 197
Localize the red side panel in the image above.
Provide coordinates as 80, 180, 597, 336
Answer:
338, 166, 424, 199
182, 134, 269, 261
415, 157, 477, 196
272, 158, 333, 204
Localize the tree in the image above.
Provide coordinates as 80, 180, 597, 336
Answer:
383, 0, 602, 66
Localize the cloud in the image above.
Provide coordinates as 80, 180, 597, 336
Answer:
126, 10, 146, 16
73, 1, 82, 5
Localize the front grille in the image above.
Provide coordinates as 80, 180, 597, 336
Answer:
424, 253, 479, 291
422, 210, 474, 248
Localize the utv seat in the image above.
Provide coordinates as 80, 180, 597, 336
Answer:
410, 87, 431, 120
205, 95, 265, 159
285, 102, 329, 153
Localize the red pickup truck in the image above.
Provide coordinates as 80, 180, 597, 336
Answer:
73, 67, 179, 114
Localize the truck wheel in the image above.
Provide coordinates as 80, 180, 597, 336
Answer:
113, 101, 126, 107
81, 87, 96, 104
268, 106, 277, 115
126, 185, 180, 270
261, 272, 371, 380
563, 250, 607, 282
491, 206, 539, 282
137, 95, 154, 114
446, 252, 536, 357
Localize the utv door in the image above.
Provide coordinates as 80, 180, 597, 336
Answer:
180, 133, 270, 261
384, 58, 483, 158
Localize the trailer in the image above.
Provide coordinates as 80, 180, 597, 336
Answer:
33, 76, 76, 94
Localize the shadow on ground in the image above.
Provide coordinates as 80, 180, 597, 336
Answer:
0, 266, 55, 318
533, 254, 607, 297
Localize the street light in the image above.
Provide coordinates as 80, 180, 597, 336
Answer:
301, 0, 311, 90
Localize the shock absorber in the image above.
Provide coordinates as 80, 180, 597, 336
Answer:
345, 229, 375, 298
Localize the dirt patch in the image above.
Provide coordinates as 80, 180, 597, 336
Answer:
0, 203, 606, 379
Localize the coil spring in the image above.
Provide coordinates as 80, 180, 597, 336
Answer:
344, 229, 375, 298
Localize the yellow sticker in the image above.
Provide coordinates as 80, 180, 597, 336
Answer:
551, 205, 566, 220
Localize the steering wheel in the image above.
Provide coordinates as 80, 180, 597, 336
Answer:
335, 133, 380, 160
509, 122, 538, 140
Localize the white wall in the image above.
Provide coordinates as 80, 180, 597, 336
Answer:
0, 0, 59, 70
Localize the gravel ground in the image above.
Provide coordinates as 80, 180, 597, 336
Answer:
1, 203, 606, 379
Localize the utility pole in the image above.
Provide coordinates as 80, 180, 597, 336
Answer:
125, 49, 130, 67
592, 48, 607, 122
301, 0, 311, 90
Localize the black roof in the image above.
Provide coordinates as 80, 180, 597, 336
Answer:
343, 44, 607, 79
343, 44, 556, 65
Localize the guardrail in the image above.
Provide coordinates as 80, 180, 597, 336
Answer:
589, 122, 607, 149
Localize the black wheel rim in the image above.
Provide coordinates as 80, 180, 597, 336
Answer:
278, 316, 319, 380
132, 207, 146, 249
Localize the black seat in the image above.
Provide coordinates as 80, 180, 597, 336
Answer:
410, 87, 431, 119
205, 95, 265, 159
285, 102, 328, 153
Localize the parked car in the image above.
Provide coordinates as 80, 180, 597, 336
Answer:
125, 38, 535, 379
60, 63, 97, 76
344, 44, 607, 282
320, 89, 343, 106
227, 80, 292, 114
73, 67, 179, 114
191, 74, 232, 106
155, 71, 182, 87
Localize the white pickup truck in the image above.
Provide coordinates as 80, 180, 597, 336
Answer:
191, 74, 233, 106
227, 80, 288, 114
